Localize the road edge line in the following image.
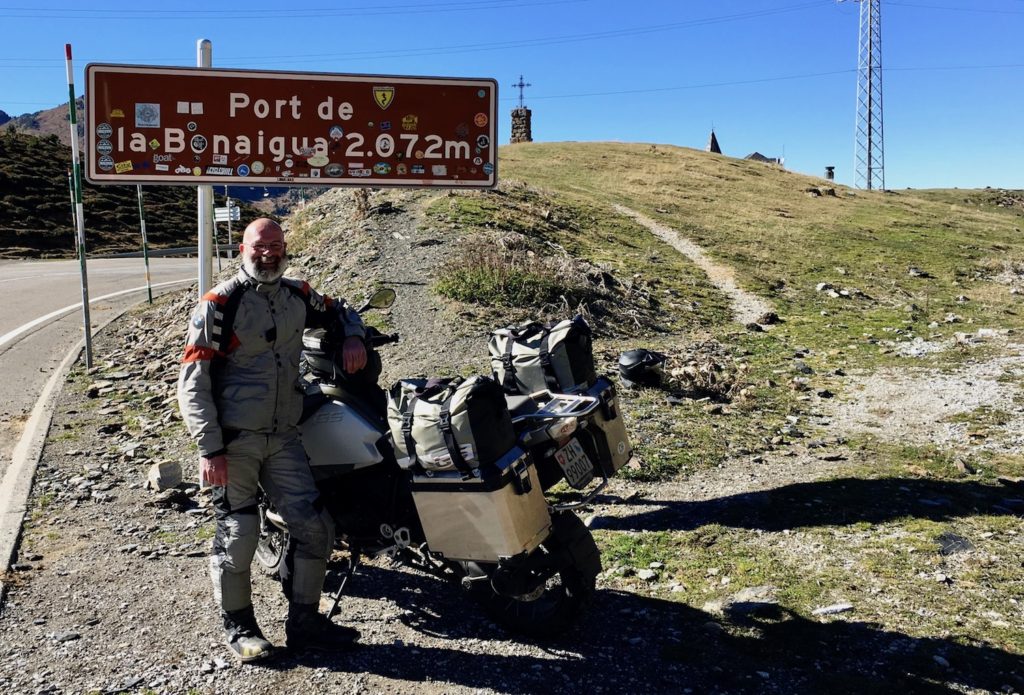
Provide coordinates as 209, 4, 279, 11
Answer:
0, 278, 194, 352
0, 285, 189, 605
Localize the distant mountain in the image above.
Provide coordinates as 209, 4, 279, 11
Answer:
5, 98, 85, 149
0, 130, 269, 258
4, 100, 311, 208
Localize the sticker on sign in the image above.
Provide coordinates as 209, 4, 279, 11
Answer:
85, 64, 497, 189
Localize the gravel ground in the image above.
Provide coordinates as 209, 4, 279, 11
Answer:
830, 345, 1024, 454
1, 190, 1022, 694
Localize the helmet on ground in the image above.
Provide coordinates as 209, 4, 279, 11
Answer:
617, 349, 667, 387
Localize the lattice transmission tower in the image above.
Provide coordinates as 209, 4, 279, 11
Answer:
849, 0, 885, 190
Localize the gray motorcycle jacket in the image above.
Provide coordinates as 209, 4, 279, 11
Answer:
177, 269, 365, 458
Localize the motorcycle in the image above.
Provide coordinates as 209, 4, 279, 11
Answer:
255, 289, 630, 637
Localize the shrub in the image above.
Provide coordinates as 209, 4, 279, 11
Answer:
435, 232, 598, 308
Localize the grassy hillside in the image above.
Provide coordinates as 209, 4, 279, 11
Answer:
499, 142, 1024, 360
443, 143, 1024, 667
0, 129, 267, 258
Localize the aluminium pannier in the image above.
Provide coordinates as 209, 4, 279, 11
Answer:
410, 446, 552, 562
574, 376, 633, 477
489, 315, 597, 395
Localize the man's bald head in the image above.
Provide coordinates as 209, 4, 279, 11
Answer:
240, 218, 287, 283
242, 218, 284, 246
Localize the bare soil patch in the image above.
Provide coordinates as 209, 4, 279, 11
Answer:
612, 204, 774, 326
832, 343, 1024, 454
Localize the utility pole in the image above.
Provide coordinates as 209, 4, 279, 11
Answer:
844, 0, 885, 190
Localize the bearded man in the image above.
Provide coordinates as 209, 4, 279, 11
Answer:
177, 218, 367, 661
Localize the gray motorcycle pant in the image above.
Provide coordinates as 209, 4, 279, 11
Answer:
209, 431, 333, 613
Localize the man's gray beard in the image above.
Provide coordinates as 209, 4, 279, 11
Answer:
242, 257, 286, 283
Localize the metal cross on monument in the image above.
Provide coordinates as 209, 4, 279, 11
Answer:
512, 75, 532, 109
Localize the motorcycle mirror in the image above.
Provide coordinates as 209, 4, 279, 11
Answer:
358, 287, 396, 313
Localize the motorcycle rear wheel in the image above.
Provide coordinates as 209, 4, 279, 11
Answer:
469, 511, 600, 638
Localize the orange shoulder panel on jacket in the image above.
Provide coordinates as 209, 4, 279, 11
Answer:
182, 345, 219, 363
201, 291, 228, 306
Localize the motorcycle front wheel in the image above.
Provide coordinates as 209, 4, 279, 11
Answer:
255, 505, 287, 576
466, 511, 601, 638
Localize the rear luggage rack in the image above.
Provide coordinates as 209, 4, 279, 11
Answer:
509, 391, 600, 423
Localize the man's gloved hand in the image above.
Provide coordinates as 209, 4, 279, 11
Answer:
342, 336, 368, 374
201, 454, 228, 487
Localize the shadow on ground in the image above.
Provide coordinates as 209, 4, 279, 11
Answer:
245, 475, 1024, 693
261, 554, 1023, 694
591, 476, 1024, 533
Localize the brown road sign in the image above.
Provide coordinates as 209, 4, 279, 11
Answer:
85, 64, 497, 188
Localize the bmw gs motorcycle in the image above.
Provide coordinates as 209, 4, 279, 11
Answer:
255, 289, 632, 637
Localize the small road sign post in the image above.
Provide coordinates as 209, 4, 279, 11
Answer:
214, 206, 240, 222
224, 186, 234, 259
136, 185, 153, 304
65, 44, 93, 367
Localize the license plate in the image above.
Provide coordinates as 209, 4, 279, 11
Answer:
554, 438, 595, 489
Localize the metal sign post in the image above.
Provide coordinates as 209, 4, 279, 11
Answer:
64, 44, 93, 368
136, 185, 153, 304
196, 39, 214, 297
212, 205, 222, 273
225, 186, 233, 259
214, 203, 238, 271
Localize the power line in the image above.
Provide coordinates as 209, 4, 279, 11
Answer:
0, 0, 588, 20
887, 1, 1024, 14
505, 69, 855, 102
3, 62, 1021, 108
240, 3, 830, 65
0, 1, 829, 66
887, 62, 1024, 72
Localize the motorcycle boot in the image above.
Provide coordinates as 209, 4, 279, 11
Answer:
285, 602, 360, 652
222, 605, 274, 662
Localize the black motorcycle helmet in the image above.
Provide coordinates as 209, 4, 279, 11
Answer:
618, 349, 667, 387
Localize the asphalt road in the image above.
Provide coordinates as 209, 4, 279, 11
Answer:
0, 257, 197, 476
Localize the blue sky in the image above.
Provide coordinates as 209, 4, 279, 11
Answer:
1, 0, 1021, 189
